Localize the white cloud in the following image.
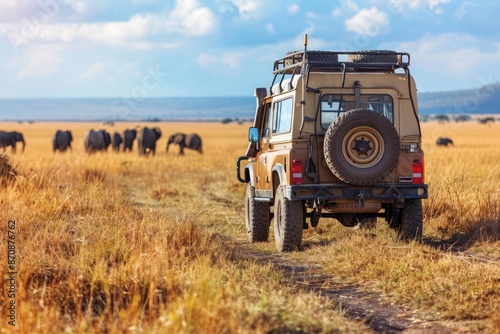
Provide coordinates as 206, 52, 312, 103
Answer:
389, 0, 420, 10
0, 0, 34, 21
393, 34, 500, 90
332, 8, 342, 17
305, 12, 318, 20
168, 0, 217, 36
232, 0, 262, 20
454, 1, 477, 20
0, 3, 19, 10
287, 4, 299, 15
197, 51, 244, 72
428, 0, 450, 10
0, 0, 89, 22
389, 0, 450, 13
0, 0, 217, 49
266, 23, 275, 35
79, 61, 105, 79
197, 53, 217, 67
346, 0, 359, 12
222, 52, 244, 70
345, 7, 389, 37
15, 46, 63, 79
79, 14, 152, 42
65, 0, 87, 14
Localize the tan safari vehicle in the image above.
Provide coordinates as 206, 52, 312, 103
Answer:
237, 36, 428, 252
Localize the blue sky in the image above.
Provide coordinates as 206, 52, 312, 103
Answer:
0, 0, 498, 98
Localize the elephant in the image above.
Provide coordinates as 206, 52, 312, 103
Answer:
0, 131, 25, 153
123, 129, 137, 152
53, 130, 73, 152
436, 137, 453, 147
112, 132, 123, 152
137, 127, 161, 155
84, 129, 111, 153
166, 133, 203, 155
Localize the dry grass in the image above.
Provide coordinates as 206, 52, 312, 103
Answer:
1, 120, 499, 333
0, 154, 17, 186
1, 122, 368, 333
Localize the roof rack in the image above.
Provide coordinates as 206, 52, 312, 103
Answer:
273, 50, 410, 74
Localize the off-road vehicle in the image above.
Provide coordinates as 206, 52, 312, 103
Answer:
237, 36, 428, 252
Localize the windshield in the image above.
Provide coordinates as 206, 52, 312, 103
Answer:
320, 94, 394, 129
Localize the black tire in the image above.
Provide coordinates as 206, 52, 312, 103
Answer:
273, 185, 304, 252
324, 108, 400, 185
348, 50, 399, 63
285, 50, 338, 66
245, 184, 270, 242
398, 199, 423, 241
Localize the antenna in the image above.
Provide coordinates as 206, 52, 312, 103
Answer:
304, 34, 308, 60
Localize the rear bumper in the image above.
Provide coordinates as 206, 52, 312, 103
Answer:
285, 183, 428, 202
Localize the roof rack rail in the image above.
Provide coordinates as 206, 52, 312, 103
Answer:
273, 50, 410, 74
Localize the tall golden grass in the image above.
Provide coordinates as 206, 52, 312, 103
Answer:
1, 120, 499, 333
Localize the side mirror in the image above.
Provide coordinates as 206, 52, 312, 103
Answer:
248, 127, 260, 151
248, 127, 259, 143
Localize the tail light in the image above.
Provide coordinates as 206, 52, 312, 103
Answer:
291, 160, 303, 185
412, 157, 424, 184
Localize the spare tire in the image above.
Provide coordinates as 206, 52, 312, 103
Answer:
348, 50, 399, 63
285, 51, 338, 66
324, 108, 400, 185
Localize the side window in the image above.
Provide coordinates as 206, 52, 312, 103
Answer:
272, 97, 293, 134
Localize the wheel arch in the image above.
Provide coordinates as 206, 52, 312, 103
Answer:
272, 164, 285, 201
245, 164, 254, 185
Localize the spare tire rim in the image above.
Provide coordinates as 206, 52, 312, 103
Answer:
342, 126, 385, 168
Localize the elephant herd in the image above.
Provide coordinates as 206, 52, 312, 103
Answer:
1, 128, 203, 156
82, 127, 202, 155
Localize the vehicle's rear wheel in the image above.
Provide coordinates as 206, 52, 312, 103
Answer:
245, 184, 270, 242
324, 108, 400, 185
274, 185, 303, 252
398, 199, 423, 241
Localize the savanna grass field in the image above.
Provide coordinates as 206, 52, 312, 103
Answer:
1, 120, 500, 333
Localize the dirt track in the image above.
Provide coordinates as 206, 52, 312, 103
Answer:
228, 237, 464, 334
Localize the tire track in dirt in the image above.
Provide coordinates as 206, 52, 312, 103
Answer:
228, 238, 459, 334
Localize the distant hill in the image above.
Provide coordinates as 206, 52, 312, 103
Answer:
418, 83, 500, 115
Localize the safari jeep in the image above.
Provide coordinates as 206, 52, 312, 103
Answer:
237, 38, 428, 252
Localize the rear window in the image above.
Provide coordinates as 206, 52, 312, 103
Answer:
321, 94, 393, 129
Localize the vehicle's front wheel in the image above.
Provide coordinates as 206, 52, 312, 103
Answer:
274, 185, 304, 252
245, 184, 270, 242
398, 199, 423, 241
